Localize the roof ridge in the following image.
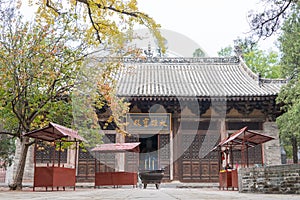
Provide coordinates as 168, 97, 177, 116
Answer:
98, 56, 240, 64
260, 78, 288, 84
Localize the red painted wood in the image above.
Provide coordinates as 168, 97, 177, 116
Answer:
94, 172, 137, 187
34, 166, 76, 190
219, 169, 238, 190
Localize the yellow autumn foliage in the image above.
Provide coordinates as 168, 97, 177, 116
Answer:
24, 0, 165, 53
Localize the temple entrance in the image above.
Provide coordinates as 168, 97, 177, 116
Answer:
139, 134, 158, 170
125, 113, 172, 180
125, 133, 171, 181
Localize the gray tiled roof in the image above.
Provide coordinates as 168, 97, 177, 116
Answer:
115, 57, 287, 98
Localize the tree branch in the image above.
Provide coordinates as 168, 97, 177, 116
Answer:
10, 88, 28, 133
25, 139, 36, 147
249, 0, 293, 38
261, 0, 291, 34
0, 131, 16, 137
86, 3, 102, 43
99, 5, 139, 18
27, 81, 75, 124
46, 0, 61, 15
44, 0, 152, 44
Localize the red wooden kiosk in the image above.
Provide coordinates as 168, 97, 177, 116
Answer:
211, 126, 274, 190
91, 142, 140, 188
25, 122, 85, 191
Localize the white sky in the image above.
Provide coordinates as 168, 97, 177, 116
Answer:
20, 0, 279, 57
137, 0, 279, 56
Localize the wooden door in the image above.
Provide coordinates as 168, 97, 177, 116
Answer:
180, 133, 219, 182
77, 147, 95, 182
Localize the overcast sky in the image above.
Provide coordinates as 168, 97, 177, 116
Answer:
20, 0, 279, 57
137, 0, 279, 56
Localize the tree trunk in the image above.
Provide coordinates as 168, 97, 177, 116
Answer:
9, 137, 30, 190
291, 136, 298, 164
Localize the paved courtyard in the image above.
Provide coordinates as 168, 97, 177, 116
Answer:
0, 185, 299, 200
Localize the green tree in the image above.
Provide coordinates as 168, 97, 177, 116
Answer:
276, 2, 300, 163
193, 48, 206, 57
218, 46, 234, 57
0, 5, 89, 189
0, 135, 15, 169
235, 38, 282, 78
278, 3, 300, 77
276, 81, 300, 163
32, 0, 165, 132
217, 39, 282, 78
0, 0, 163, 190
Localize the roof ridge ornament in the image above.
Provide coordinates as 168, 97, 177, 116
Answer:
144, 43, 154, 58
234, 45, 243, 58
258, 73, 262, 87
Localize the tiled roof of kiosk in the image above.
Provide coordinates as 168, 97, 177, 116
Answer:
111, 57, 287, 98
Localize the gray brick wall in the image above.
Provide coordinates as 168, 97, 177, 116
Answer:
239, 164, 300, 194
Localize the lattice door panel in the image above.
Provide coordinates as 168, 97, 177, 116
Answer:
94, 134, 116, 172
77, 134, 116, 182
159, 134, 170, 180
95, 153, 116, 172
248, 144, 263, 165
102, 134, 116, 143
232, 144, 262, 166
180, 133, 219, 182
125, 134, 139, 172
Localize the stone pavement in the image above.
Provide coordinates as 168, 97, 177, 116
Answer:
0, 183, 299, 200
